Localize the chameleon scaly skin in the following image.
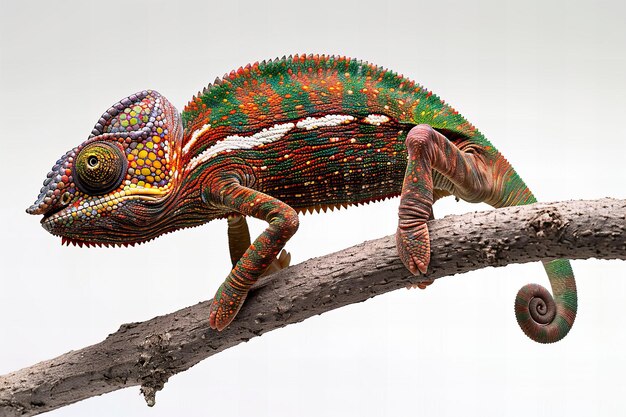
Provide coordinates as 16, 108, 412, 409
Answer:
27, 55, 576, 342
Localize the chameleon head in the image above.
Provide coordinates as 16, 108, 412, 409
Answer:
26, 90, 187, 246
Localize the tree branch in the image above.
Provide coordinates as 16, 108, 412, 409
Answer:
1, 198, 625, 416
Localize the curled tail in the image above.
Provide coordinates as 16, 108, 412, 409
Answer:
489, 155, 577, 343
515, 259, 577, 343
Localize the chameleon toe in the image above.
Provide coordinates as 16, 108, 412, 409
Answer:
209, 283, 248, 331
395, 225, 431, 276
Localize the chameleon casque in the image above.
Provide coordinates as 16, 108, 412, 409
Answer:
27, 55, 577, 343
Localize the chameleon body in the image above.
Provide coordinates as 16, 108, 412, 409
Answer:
27, 55, 577, 343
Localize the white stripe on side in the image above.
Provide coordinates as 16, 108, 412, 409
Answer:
187, 122, 295, 171
363, 114, 390, 126
296, 114, 355, 130
185, 113, 390, 171
183, 122, 211, 154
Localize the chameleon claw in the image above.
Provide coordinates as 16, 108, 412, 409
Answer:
277, 249, 291, 269
406, 258, 428, 275
415, 260, 428, 275
261, 249, 291, 276
406, 279, 435, 290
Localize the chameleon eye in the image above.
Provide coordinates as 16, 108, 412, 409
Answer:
88, 155, 99, 168
74, 142, 127, 195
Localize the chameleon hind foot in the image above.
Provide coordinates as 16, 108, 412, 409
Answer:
396, 223, 431, 275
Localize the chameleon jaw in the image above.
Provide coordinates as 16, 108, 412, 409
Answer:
41, 187, 167, 233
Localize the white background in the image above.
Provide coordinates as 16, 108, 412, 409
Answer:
1, 0, 625, 416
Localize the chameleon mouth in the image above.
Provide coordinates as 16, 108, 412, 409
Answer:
40, 188, 167, 231
39, 203, 68, 222
41, 194, 160, 226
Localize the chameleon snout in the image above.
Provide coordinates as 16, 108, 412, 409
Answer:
27, 152, 75, 220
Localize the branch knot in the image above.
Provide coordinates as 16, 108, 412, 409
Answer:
138, 332, 173, 407
528, 207, 566, 238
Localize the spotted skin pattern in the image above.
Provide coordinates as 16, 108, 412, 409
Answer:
28, 55, 576, 341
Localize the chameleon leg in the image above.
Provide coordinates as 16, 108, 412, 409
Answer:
226, 214, 251, 267
207, 179, 299, 331
227, 213, 291, 274
396, 124, 492, 276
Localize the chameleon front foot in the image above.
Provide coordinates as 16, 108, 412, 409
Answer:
209, 282, 249, 331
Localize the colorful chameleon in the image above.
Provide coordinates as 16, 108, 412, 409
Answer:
27, 55, 577, 342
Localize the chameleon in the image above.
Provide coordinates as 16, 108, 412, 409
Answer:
27, 54, 577, 343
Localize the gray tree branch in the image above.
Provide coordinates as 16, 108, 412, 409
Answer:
1, 198, 625, 417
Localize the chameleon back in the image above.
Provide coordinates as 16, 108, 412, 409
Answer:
180, 54, 496, 210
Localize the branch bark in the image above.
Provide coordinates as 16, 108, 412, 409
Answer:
1, 198, 625, 416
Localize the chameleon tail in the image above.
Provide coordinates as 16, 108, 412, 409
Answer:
490, 156, 577, 343
515, 260, 577, 343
